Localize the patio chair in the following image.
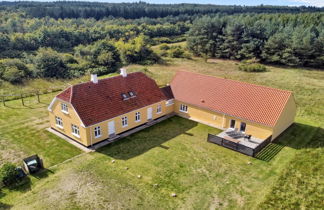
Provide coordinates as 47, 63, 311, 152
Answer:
244, 135, 252, 141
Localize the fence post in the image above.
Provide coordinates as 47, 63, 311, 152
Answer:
21, 93, 25, 106
36, 91, 40, 103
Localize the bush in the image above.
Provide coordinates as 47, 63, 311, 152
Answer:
239, 63, 267, 72
2, 66, 25, 83
159, 43, 170, 50
0, 163, 19, 186
0, 59, 31, 83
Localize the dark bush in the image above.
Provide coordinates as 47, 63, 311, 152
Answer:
0, 163, 19, 186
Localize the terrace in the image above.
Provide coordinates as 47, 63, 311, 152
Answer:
208, 128, 272, 157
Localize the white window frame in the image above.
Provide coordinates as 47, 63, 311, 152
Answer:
55, 116, 63, 129
94, 126, 101, 138
179, 104, 188, 113
157, 104, 162, 114
122, 116, 128, 127
61, 103, 69, 114
135, 112, 141, 122
166, 99, 174, 106
71, 124, 80, 138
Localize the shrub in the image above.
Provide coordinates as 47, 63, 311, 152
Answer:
168, 46, 186, 58
2, 66, 25, 83
0, 59, 31, 83
0, 163, 19, 186
159, 43, 170, 50
239, 63, 267, 72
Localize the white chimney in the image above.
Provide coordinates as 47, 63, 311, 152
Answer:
91, 74, 98, 84
120, 68, 127, 77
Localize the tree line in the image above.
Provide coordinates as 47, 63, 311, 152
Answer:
0, 2, 323, 85
187, 13, 324, 68
1, 2, 323, 20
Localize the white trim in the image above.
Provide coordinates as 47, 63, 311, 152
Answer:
135, 112, 141, 122
61, 103, 69, 114
55, 124, 63, 129
48, 97, 57, 112
122, 116, 128, 127
166, 99, 174, 106
94, 126, 102, 138
179, 104, 188, 113
156, 104, 162, 114
72, 133, 80, 138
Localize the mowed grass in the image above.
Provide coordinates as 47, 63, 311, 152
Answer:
0, 92, 82, 167
0, 57, 323, 209
0, 117, 319, 209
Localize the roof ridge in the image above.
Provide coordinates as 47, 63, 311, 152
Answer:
73, 72, 142, 88
176, 70, 292, 94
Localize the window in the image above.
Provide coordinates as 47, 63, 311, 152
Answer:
121, 93, 129, 100
71, 124, 80, 137
135, 112, 141, 122
240, 122, 246, 132
61, 103, 68, 113
55, 116, 63, 128
122, 116, 128, 127
128, 91, 136, 97
94, 126, 101, 138
166, 99, 174, 106
179, 104, 188, 113
157, 104, 162, 114
230, 120, 236, 129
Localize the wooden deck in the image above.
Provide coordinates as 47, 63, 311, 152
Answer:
208, 129, 272, 157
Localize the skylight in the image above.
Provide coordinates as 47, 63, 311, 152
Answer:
121, 93, 129, 100
128, 91, 136, 97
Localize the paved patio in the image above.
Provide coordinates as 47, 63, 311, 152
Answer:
217, 129, 265, 149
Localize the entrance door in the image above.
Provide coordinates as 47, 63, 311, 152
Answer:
108, 121, 115, 135
230, 119, 236, 129
240, 122, 246, 132
147, 107, 153, 120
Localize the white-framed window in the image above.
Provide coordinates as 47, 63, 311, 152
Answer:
135, 112, 141, 122
157, 104, 162, 114
94, 126, 101, 138
122, 116, 128, 127
166, 99, 174, 106
61, 103, 69, 113
180, 104, 188, 113
55, 116, 63, 128
71, 124, 80, 137
121, 93, 129, 100
129, 91, 136, 98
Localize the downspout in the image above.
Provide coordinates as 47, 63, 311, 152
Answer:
90, 126, 93, 148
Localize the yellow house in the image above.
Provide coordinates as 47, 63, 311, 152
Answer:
48, 69, 174, 147
169, 71, 296, 142
48, 70, 296, 150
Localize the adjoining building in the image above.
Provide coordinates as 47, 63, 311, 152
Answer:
48, 70, 296, 154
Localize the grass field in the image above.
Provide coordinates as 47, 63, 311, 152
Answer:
0, 57, 323, 209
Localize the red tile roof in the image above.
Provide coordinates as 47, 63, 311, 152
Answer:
170, 71, 292, 127
57, 72, 167, 126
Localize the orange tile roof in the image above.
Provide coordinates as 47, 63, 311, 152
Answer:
57, 72, 167, 126
170, 71, 292, 127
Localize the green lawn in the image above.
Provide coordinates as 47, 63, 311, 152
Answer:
0, 116, 318, 209
0, 57, 323, 209
0, 92, 82, 167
